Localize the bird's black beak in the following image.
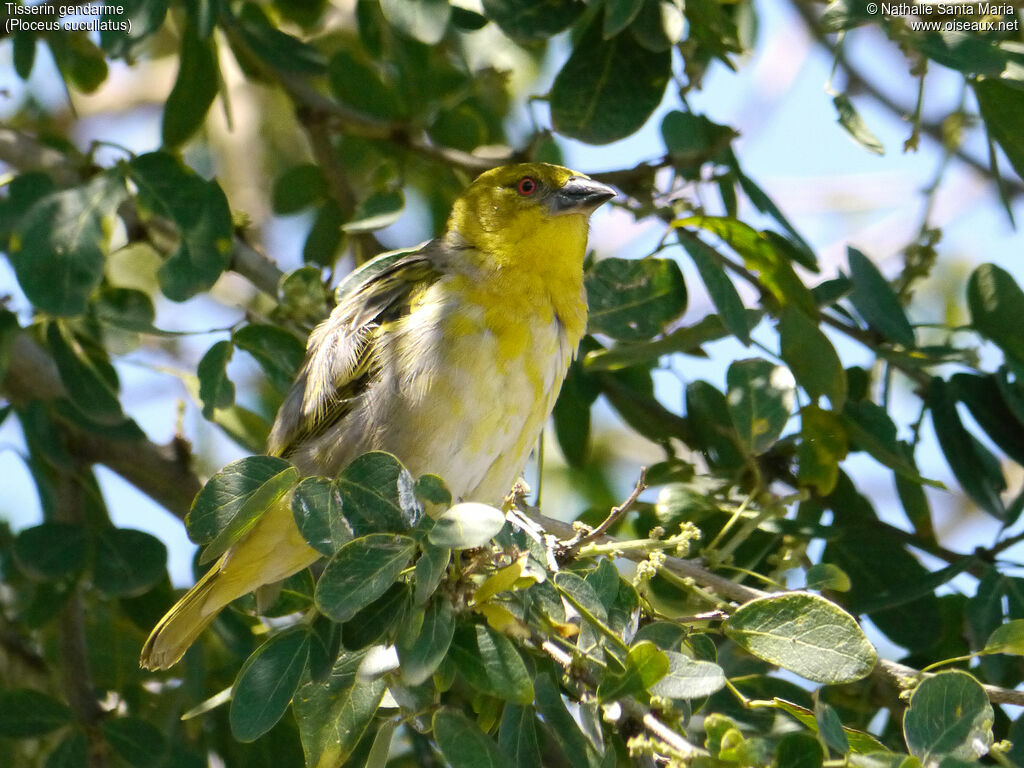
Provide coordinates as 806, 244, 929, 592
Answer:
550, 176, 616, 215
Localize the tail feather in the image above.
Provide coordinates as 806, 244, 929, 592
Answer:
140, 495, 320, 670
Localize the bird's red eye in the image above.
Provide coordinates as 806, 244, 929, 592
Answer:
516, 177, 538, 196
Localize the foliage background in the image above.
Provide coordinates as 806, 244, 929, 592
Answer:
1, 0, 1024, 766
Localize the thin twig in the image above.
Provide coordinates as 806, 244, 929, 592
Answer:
557, 468, 647, 561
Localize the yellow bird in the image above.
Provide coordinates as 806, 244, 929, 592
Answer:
140, 163, 615, 669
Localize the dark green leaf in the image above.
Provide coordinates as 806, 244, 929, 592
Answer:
92, 287, 158, 333
186, 456, 300, 563
833, 95, 884, 155
630, 0, 685, 51
291, 476, 353, 557
433, 708, 514, 768
9, 173, 125, 315
128, 152, 233, 302
680, 233, 750, 344
101, 718, 165, 768
235, 3, 327, 74
428, 502, 506, 549
314, 534, 416, 622
14, 523, 89, 582
847, 247, 914, 346
726, 359, 795, 455
50, 31, 108, 92
272, 164, 328, 214
586, 258, 687, 341
230, 627, 311, 742
778, 305, 847, 409
197, 340, 235, 419
820, 0, 873, 31
798, 404, 848, 495
342, 191, 404, 234
337, 452, 421, 534
341, 582, 408, 649
686, 379, 746, 469
534, 673, 601, 768
46, 322, 123, 424
551, 14, 671, 145
397, 596, 455, 685
499, 705, 543, 768
723, 592, 877, 683
328, 50, 399, 120
482, 0, 583, 40
450, 623, 534, 704
929, 377, 1006, 518
379, 0, 451, 44
605, 0, 645, 37
233, 323, 305, 391
842, 401, 937, 486
968, 263, 1024, 366
903, 671, 993, 763
951, 373, 1024, 467
44, 729, 88, 768
162, 23, 218, 146
304, 200, 346, 267
911, 31, 1009, 77
293, 650, 387, 768
815, 698, 849, 755
0, 689, 73, 737
775, 733, 825, 768
13, 31, 36, 79
975, 78, 1024, 181
415, 542, 450, 604
93, 528, 168, 597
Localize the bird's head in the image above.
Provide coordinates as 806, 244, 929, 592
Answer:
446, 163, 616, 268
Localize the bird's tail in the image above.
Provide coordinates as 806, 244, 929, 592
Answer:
139, 556, 228, 670
140, 494, 320, 670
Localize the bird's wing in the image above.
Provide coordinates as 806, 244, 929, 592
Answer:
267, 244, 443, 457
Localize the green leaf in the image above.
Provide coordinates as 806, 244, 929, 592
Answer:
9, 173, 125, 315
337, 452, 422, 534
342, 191, 404, 234
232, 323, 305, 391
975, 78, 1024, 181
49, 31, 108, 92
551, 14, 671, 145
798, 404, 848, 495
342, 582, 409, 649
328, 50, 399, 120
982, 618, 1024, 655
433, 708, 514, 768
449, 623, 534, 704
773, 699, 887, 755
661, 111, 734, 174
680, 233, 750, 344
304, 200, 346, 267
379, 0, 451, 44
162, 22, 218, 146
903, 671, 993, 763
599, 640, 669, 700
630, 0, 685, 51
534, 673, 601, 768
314, 534, 416, 622
482, 0, 583, 40
778, 305, 847, 409
686, 379, 746, 469
186, 456, 300, 563
291, 476, 353, 557
968, 263, 1024, 366
675, 216, 817, 315
842, 401, 937, 486
415, 542, 451, 604
911, 31, 1010, 77
46, 322, 124, 424
929, 377, 1006, 518
815, 697, 849, 755
833, 94, 884, 155
820, 0, 873, 31
0, 689, 73, 737
775, 733, 824, 768
649, 651, 726, 699
499, 705, 543, 768
847, 247, 914, 346
605, 0, 645, 37
92, 287, 158, 333
397, 596, 455, 685
197, 340, 235, 419
428, 503, 506, 549
951, 373, 1024, 467
294, 650, 387, 768
235, 3, 327, 74
44, 729, 88, 768
230, 627, 311, 742
93, 528, 168, 597
726, 359, 795, 455
806, 563, 851, 592
101, 718, 165, 768
723, 592, 877, 683
13, 31, 36, 80
272, 164, 327, 214
13, 523, 89, 582
586, 258, 687, 341
128, 152, 233, 302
